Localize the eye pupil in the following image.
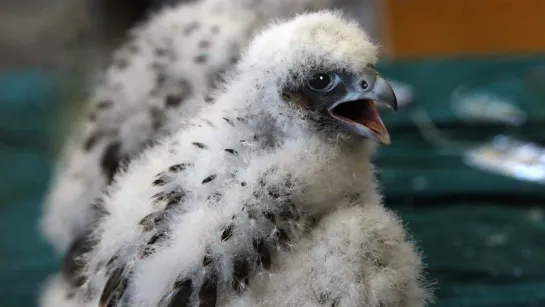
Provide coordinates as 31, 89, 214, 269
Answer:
308, 73, 333, 91
361, 80, 368, 89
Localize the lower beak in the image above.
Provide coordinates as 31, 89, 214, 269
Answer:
327, 75, 397, 145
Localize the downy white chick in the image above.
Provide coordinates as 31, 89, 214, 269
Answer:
49, 10, 429, 307
41, 0, 338, 254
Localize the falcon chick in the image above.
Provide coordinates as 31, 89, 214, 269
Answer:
41, 0, 338, 254
54, 10, 429, 307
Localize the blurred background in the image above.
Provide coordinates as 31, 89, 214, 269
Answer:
1, 0, 544, 306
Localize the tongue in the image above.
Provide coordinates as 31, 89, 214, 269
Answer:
361, 103, 391, 144
330, 99, 392, 144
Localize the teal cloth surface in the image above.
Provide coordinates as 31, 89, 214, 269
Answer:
0, 71, 57, 306
1, 57, 545, 306
377, 56, 545, 306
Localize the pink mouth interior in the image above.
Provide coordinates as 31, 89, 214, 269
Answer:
329, 99, 386, 134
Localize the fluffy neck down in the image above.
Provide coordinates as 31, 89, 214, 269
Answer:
184, 72, 381, 213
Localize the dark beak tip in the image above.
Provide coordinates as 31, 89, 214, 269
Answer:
385, 98, 398, 112
389, 88, 398, 112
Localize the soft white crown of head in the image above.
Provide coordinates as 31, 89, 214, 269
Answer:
238, 10, 379, 87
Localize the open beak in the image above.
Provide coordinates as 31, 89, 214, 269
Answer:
327, 73, 397, 144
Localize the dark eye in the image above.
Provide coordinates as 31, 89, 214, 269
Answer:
307, 73, 335, 92
360, 80, 368, 89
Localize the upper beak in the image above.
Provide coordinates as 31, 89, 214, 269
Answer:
367, 75, 398, 112
327, 72, 397, 145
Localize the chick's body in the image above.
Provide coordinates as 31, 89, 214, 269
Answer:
41, 0, 336, 254
40, 11, 431, 307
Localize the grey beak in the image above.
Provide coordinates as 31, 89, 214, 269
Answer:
365, 74, 398, 112
326, 70, 398, 145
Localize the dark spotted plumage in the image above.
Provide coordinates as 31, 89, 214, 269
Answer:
180, 79, 193, 97
198, 271, 218, 307
167, 279, 193, 307
317, 293, 329, 304
114, 57, 129, 70
61, 231, 95, 289
194, 54, 208, 64
139, 246, 156, 259
165, 190, 186, 208
165, 95, 183, 107
252, 238, 271, 270
65, 290, 76, 300
232, 257, 251, 293
169, 163, 191, 172
198, 40, 211, 48
204, 95, 214, 104
101, 141, 129, 184
151, 211, 167, 225
207, 67, 228, 91
106, 254, 119, 268
203, 119, 215, 127
83, 132, 102, 151
98, 264, 131, 307
164, 80, 193, 108
152, 189, 187, 206
201, 174, 216, 184
192, 142, 207, 149
207, 192, 222, 202
184, 22, 200, 35
279, 201, 298, 221
147, 230, 169, 246
149, 107, 165, 131
151, 61, 166, 71
272, 227, 290, 246
223, 117, 234, 126
152, 191, 170, 202
267, 186, 281, 199
263, 211, 276, 224
202, 247, 213, 266
153, 176, 168, 186
156, 73, 167, 86
137, 230, 169, 259
91, 198, 110, 218
229, 55, 239, 65
139, 210, 165, 231
221, 223, 234, 241
244, 205, 258, 220
155, 48, 168, 57
97, 100, 113, 109
171, 175, 300, 306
